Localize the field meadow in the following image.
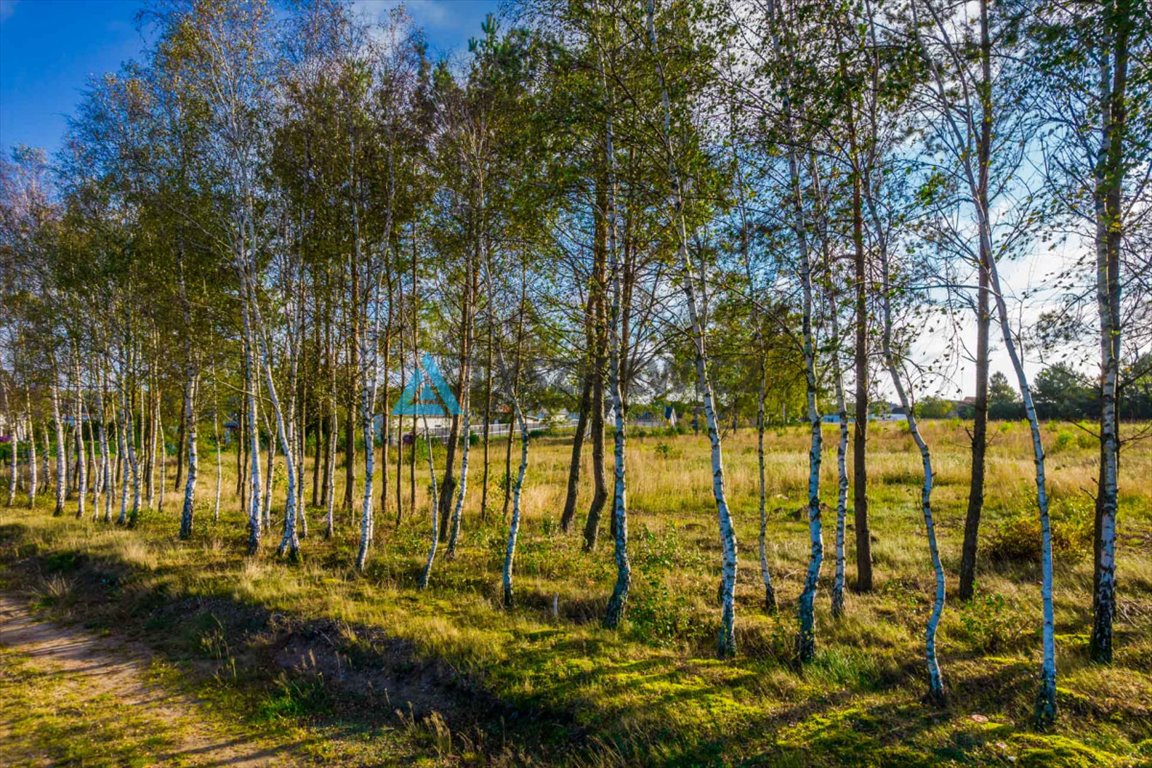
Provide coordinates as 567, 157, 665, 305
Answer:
1, 419, 1150, 766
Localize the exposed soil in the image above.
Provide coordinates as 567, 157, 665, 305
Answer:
0, 594, 300, 766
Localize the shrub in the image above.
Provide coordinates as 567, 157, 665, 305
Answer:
957, 592, 1028, 652
1049, 430, 1074, 454
985, 504, 1092, 564
626, 573, 701, 647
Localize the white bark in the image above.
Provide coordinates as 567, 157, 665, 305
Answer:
26, 406, 37, 509
179, 371, 199, 539
879, 254, 946, 701
445, 393, 471, 560
96, 370, 111, 523
241, 297, 262, 553
598, 15, 630, 628
51, 378, 66, 517
241, 264, 300, 561
356, 402, 376, 572
261, 400, 275, 533
41, 420, 51, 501
73, 357, 86, 520
781, 109, 822, 664
325, 407, 337, 539
502, 398, 529, 608
831, 366, 849, 619
115, 390, 129, 525
6, 390, 17, 509
645, 0, 736, 657
988, 260, 1057, 722
213, 381, 222, 523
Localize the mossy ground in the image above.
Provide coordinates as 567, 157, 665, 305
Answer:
1, 420, 1149, 765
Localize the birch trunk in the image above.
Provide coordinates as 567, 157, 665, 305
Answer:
241, 285, 263, 554
831, 356, 849, 619
51, 377, 66, 517
356, 400, 376, 571
41, 420, 51, 499
261, 400, 275, 533
6, 389, 17, 508
179, 369, 198, 540
445, 403, 471, 559
446, 255, 476, 559
115, 388, 128, 525
766, 0, 822, 659
502, 399, 529, 608
26, 404, 37, 509
812, 162, 849, 620
988, 257, 1057, 725
243, 262, 300, 561
879, 250, 946, 703
560, 369, 591, 534
418, 409, 440, 590
96, 368, 111, 522
73, 357, 86, 520
646, 0, 736, 657
582, 176, 609, 551
598, 17, 631, 628
794, 161, 823, 662
213, 379, 222, 522
1090, 0, 1130, 664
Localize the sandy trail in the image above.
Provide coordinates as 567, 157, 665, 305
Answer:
0, 595, 301, 766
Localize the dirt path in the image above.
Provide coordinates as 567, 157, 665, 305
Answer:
0, 595, 301, 767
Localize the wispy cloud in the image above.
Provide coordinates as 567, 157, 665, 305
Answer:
350, 0, 495, 54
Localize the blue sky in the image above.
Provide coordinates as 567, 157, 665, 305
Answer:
0, 0, 499, 157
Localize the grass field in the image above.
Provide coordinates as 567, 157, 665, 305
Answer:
1, 420, 1150, 766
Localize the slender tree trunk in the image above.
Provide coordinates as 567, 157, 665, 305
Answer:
960, 0, 994, 602
241, 282, 263, 554
395, 321, 405, 528
418, 408, 440, 589
51, 373, 66, 515
583, 175, 609, 551
831, 342, 850, 620
1091, 0, 1130, 664
647, 0, 736, 657
261, 400, 275, 533
792, 149, 822, 663
5, 385, 17, 509
446, 260, 475, 558
502, 406, 513, 520
437, 273, 471, 541
480, 315, 493, 520
879, 245, 947, 704
213, 379, 222, 523
988, 245, 1058, 726
326, 407, 337, 538
500, 269, 530, 609
115, 382, 130, 525
560, 370, 591, 534
960, 258, 990, 600
600, 50, 631, 627
26, 396, 37, 509
73, 356, 87, 520
851, 156, 872, 595
96, 367, 111, 522
179, 369, 199, 540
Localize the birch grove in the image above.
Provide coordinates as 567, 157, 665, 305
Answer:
0, 0, 1148, 736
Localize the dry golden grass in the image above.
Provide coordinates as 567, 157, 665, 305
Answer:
1, 419, 1149, 766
